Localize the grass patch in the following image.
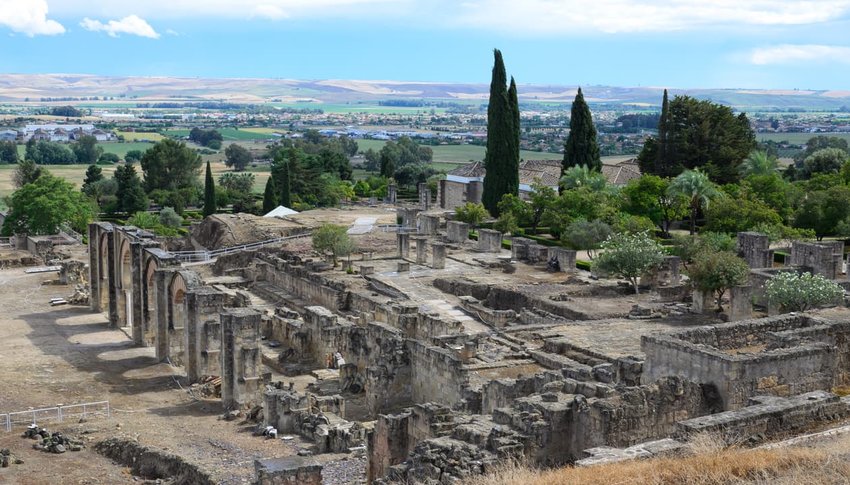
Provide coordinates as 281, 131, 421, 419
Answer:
756, 132, 850, 144
116, 131, 164, 142
463, 438, 843, 485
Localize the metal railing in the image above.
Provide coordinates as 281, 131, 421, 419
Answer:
169, 233, 311, 263
2, 401, 110, 432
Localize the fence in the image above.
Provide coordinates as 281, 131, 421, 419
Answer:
2, 401, 110, 432
169, 233, 312, 263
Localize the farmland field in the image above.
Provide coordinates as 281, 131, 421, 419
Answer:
15, 141, 156, 159
162, 128, 275, 141
356, 139, 563, 163
116, 131, 165, 142
756, 132, 850, 144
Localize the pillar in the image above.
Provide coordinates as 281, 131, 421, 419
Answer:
692, 289, 715, 314
431, 242, 446, 270
387, 184, 397, 204
413, 237, 427, 265
446, 221, 470, 243
397, 232, 410, 259
729, 285, 752, 322
550, 248, 577, 273
221, 308, 262, 409
477, 229, 502, 253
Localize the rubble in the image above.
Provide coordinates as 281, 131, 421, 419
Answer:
23, 425, 84, 454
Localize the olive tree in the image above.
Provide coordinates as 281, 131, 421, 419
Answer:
312, 223, 356, 266
765, 272, 844, 313
593, 232, 665, 294
687, 251, 750, 311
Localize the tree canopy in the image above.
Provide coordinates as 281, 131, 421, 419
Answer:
140, 139, 203, 193
224, 143, 253, 171
563, 87, 601, 172
638, 95, 755, 184
481, 49, 520, 216
2, 174, 94, 236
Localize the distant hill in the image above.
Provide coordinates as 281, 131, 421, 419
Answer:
1, 74, 848, 111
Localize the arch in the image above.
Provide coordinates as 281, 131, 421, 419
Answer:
168, 272, 188, 332
142, 257, 160, 346
98, 232, 110, 312
118, 239, 132, 329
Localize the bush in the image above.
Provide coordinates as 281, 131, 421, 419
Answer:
593, 232, 665, 293
765, 272, 844, 313
561, 219, 612, 259
687, 251, 750, 311
159, 207, 183, 228
454, 202, 488, 229
98, 152, 120, 164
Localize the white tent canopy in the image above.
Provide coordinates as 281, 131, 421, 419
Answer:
263, 205, 298, 218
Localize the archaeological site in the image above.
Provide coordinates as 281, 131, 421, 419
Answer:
2, 186, 850, 485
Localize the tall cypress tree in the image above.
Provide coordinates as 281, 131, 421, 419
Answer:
563, 87, 601, 173
656, 89, 670, 176
507, 77, 521, 192
263, 176, 278, 214
482, 49, 520, 216
279, 151, 292, 207
203, 161, 215, 217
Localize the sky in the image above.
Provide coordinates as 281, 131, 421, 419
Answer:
1, 0, 850, 90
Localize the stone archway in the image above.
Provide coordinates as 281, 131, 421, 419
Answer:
118, 240, 132, 329
143, 258, 159, 346
166, 273, 189, 364
98, 233, 110, 313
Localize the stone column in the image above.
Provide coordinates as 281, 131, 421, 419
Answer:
692, 289, 715, 314
446, 221, 470, 243
736, 232, 771, 268
431, 242, 446, 269
728, 285, 752, 321
154, 269, 172, 361
478, 229, 503, 253
88, 224, 101, 313
387, 184, 397, 204
418, 182, 431, 210
130, 241, 145, 345
105, 230, 118, 328
397, 232, 410, 259
220, 308, 262, 410
550, 248, 577, 273
413, 237, 428, 265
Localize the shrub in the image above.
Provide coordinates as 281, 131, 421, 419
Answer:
688, 251, 750, 311
765, 272, 844, 313
159, 207, 183, 228
593, 232, 665, 293
561, 219, 612, 259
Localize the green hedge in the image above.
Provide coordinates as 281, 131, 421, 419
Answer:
576, 260, 592, 271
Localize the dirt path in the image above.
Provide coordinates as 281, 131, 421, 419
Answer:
0, 268, 301, 485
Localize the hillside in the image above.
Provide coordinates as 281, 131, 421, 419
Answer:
1, 74, 849, 110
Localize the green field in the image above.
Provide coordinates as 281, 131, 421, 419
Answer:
269, 103, 449, 114
15, 141, 156, 159
757, 132, 850, 144
356, 139, 563, 163
163, 128, 276, 141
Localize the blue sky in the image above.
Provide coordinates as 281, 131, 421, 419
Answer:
2, 0, 850, 89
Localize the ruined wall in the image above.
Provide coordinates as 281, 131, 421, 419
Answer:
256, 255, 349, 311
408, 340, 468, 409
641, 316, 849, 410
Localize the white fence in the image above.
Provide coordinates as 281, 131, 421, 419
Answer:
169, 233, 311, 263
2, 401, 110, 432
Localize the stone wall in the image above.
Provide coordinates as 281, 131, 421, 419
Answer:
642, 315, 850, 410
256, 254, 349, 311
220, 308, 263, 409
408, 340, 469, 409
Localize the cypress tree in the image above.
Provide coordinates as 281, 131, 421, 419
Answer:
482, 49, 520, 216
280, 151, 292, 207
657, 89, 670, 176
203, 161, 215, 217
263, 176, 278, 214
563, 87, 601, 173
507, 77, 521, 192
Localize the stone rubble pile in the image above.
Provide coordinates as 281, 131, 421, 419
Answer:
66, 284, 90, 305
23, 424, 84, 454
0, 448, 23, 467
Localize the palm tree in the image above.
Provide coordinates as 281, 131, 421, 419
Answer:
739, 150, 778, 177
668, 170, 720, 235
560, 164, 608, 191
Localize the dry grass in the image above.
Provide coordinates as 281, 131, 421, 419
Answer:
462, 433, 850, 485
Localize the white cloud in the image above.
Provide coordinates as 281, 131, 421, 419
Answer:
49, 0, 400, 20
80, 14, 159, 38
252, 4, 289, 19
0, 0, 65, 36
451, 0, 850, 34
750, 44, 850, 65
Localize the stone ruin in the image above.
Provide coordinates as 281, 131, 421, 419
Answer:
84, 217, 850, 483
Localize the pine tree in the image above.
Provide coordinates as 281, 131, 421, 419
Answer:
482, 49, 520, 216
657, 89, 670, 175
563, 87, 601, 174
263, 176, 278, 214
203, 161, 216, 217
